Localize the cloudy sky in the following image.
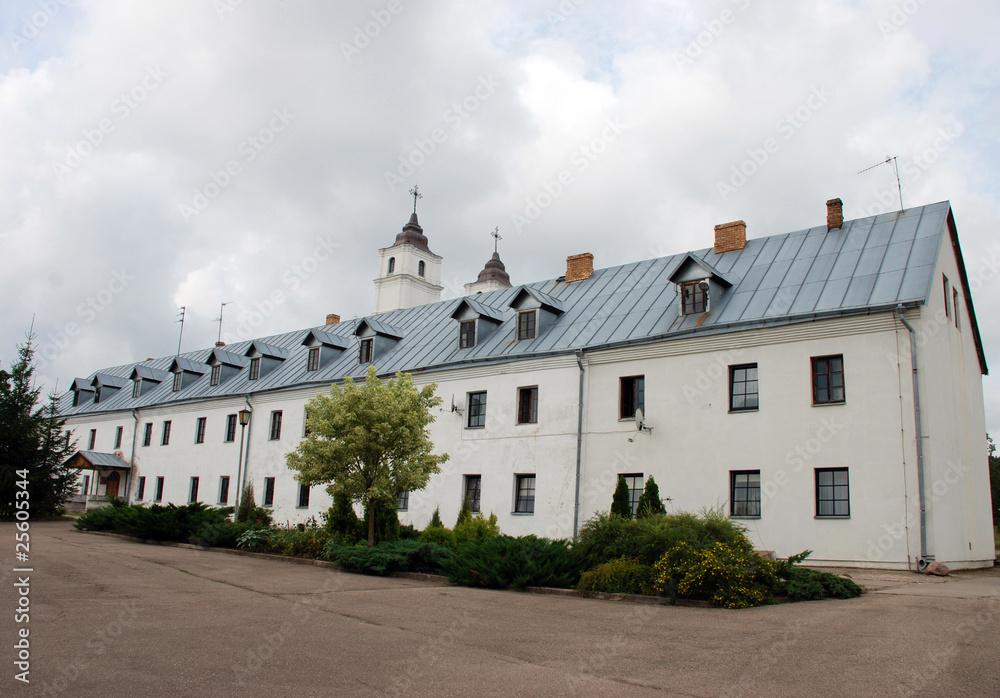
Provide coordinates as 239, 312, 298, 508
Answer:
2, 0, 998, 436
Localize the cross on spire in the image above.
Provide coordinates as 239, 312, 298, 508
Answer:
491, 226, 502, 253
409, 185, 422, 214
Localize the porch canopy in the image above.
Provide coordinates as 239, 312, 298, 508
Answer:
63, 450, 132, 471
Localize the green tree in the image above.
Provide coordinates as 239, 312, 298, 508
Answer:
989, 434, 999, 528
0, 335, 77, 518
455, 493, 472, 527
363, 497, 400, 543
287, 366, 448, 547
428, 506, 443, 528
611, 476, 632, 519
636, 475, 667, 518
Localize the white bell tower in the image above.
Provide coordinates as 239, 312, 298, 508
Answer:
373, 186, 443, 314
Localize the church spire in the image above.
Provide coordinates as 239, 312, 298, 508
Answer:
465, 226, 512, 296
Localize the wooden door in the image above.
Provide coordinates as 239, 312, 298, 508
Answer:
106, 471, 120, 498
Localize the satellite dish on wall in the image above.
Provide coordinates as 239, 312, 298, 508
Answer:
635, 408, 645, 432
698, 279, 710, 292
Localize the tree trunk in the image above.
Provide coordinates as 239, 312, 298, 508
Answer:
367, 500, 376, 547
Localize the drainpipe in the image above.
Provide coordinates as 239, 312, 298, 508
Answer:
127, 408, 139, 504
573, 350, 586, 538
895, 306, 929, 570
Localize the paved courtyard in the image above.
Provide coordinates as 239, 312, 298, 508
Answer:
2, 520, 999, 696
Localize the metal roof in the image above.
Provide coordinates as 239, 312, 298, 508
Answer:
451, 297, 505, 323
356, 317, 403, 339
169, 357, 206, 374
302, 328, 351, 350
92, 373, 129, 389
245, 340, 289, 359
64, 450, 132, 469
59, 202, 987, 417
209, 348, 249, 367
130, 365, 170, 382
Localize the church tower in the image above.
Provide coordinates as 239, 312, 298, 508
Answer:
373, 187, 443, 314
465, 227, 512, 296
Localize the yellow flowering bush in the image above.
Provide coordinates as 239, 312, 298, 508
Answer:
654, 535, 779, 609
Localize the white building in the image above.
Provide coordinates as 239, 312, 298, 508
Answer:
60, 198, 994, 570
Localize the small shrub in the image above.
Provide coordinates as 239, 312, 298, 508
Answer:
363, 498, 400, 544
578, 558, 656, 596
611, 476, 632, 518
324, 540, 451, 576
455, 496, 473, 527
636, 476, 667, 518
419, 525, 457, 548
776, 551, 863, 601
325, 493, 364, 545
267, 527, 331, 558
428, 507, 443, 528
76, 501, 233, 543
443, 535, 582, 590
454, 512, 500, 544
399, 524, 420, 540
237, 528, 270, 551
654, 536, 778, 609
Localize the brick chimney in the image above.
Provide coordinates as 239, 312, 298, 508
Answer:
827, 198, 843, 230
325, 313, 341, 325
215, 341, 226, 347
714, 221, 747, 254
565, 253, 594, 283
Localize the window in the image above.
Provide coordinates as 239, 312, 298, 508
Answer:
172, 371, 183, 392
620, 473, 644, 516
729, 364, 759, 412
730, 471, 761, 517
514, 475, 536, 514
210, 364, 222, 386
114, 426, 123, 450
619, 376, 645, 420
195, 417, 207, 444
219, 476, 230, 505
248, 357, 261, 381
94, 386, 102, 404
418, 260, 425, 277
154, 476, 164, 503
517, 386, 538, 424
516, 310, 536, 340
816, 468, 850, 517
142, 422, 153, 447
464, 475, 481, 513
681, 280, 708, 315
953, 288, 960, 329
302, 408, 310, 438
269, 410, 283, 441
88, 429, 96, 450
307, 346, 320, 372
263, 477, 275, 507
161, 420, 171, 446
387, 257, 395, 274
297, 483, 310, 509
136, 476, 146, 501
225, 414, 237, 443
467, 391, 487, 428
459, 320, 476, 349
943, 275, 950, 318
397, 491, 409, 511
811, 355, 845, 404
359, 338, 374, 364
81, 475, 90, 496
189, 477, 199, 504
132, 380, 141, 398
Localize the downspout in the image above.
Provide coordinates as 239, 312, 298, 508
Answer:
239, 395, 254, 501
895, 306, 929, 570
127, 408, 139, 504
573, 350, 586, 539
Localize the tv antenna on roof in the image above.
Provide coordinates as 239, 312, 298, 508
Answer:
215, 301, 233, 344
176, 306, 186, 355
858, 155, 903, 211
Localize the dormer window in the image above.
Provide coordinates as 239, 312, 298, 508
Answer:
133, 380, 142, 398
359, 338, 374, 364
249, 357, 261, 381
94, 386, 103, 403
459, 321, 476, 349
681, 280, 709, 315
517, 310, 536, 341
172, 372, 183, 392
307, 347, 320, 372
210, 364, 222, 386
418, 260, 425, 277
387, 257, 395, 274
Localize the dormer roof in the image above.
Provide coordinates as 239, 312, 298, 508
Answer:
508, 286, 565, 314
169, 357, 207, 374
451, 297, 505, 323
207, 348, 249, 368
244, 341, 289, 360
302, 328, 351, 350
355, 317, 403, 339
129, 366, 170, 382
667, 253, 737, 288
91, 373, 129, 389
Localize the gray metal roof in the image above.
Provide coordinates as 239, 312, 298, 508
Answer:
169, 357, 206, 374
209, 348, 249, 367
64, 450, 132, 469
245, 340, 289, 359
59, 202, 987, 417
92, 373, 129, 389
130, 365, 170, 382
452, 297, 505, 323
356, 317, 403, 339
303, 328, 351, 350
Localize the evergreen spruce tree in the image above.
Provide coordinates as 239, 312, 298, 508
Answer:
611, 476, 633, 518
455, 493, 473, 527
636, 476, 667, 518
364, 497, 400, 544
235, 482, 256, 523
0, 335, 76, 519
428, 506, 443, 528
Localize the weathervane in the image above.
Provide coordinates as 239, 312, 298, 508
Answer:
409, 185, 422, 214
491, 226, 502, 253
